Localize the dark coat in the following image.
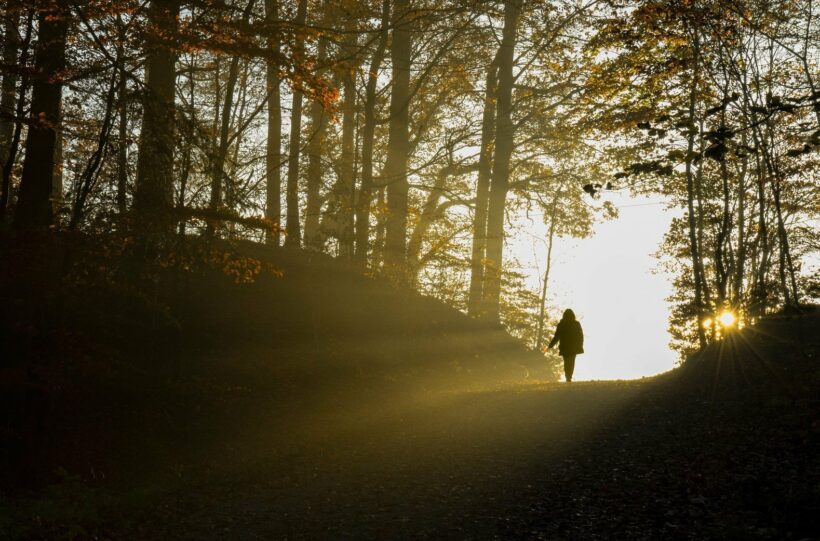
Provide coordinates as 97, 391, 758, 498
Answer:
548, 319, 584, 356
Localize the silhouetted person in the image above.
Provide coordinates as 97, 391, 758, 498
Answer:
548, 309, 584, 382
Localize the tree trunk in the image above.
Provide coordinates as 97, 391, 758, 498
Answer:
116, 40, 129, 219
304, 1, 329, 250
0, 0, 20, 221
69, 70, 117, 230
694, 117, 711, 316
354, 0, 390, 265
482, 0, 521, 324
51, 119, 63, 221
734, 131, 748, 306
467, 57, 498, 317
14, 4, 68, 231
753, 152, 769, 315
751, 105, 799, 309
714, 116, 732, 308
406, 168, 447, 283
765, 122, 800, 308
382, 0, 413, 280
536, 214, 556, 351
133, 0, 180, 240
207, 0, 255, 236
770, 172, 795, 306
0, 11, 32, 224
740, 74, 770, 316
177, 60, 197, 236
798, 1, 820, 129
336, 29, 359, 258
374, 186, 386, 267
682, 31, 706, 347
208, 54, 240, 229
284, 0, 308, 248
265, 0, 282, 246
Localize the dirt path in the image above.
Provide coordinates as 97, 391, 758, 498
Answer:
101, 377, 816, 540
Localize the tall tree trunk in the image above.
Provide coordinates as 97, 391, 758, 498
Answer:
116, 39, 129, 219
714, 116, 732, 308
770, 171, 794, 306
682, 31, 706, 347
798, 0, 820, 129
177, 61, 196, 236
14, 3, 68, 231
750, 106, 798, 309
740, 73, 770, 316
0, 0, 20, 222
406, 168, 447, 283
765, 125, 800, 308
536, 213, 556, 351
208, 0, 255, 236
177, 125, 191, 235
382, 0, 413, 280
373, 186, 386, 267
51, 119, 63, 221
69, 70, 117, 230
284, 0, 308, 248
265, 0, 282, 246
753, 152, 769, 314
482, 0, 521, 324
715, 159, 731, 305
734, 131, 748, 307
208, 54, 240, 230
0, 11, 32, 224
336, 29, 359, 258
467, 57, 498, 317
133, 0, 180, 241
227, 61, 249, 217
694, 117, 711, 316
304, 1, 329, 250
354, 0, 390, 265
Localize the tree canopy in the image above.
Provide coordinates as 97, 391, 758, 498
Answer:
1, 0, 817, 358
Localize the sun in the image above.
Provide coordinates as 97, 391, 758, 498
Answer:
718, 311, 736, 327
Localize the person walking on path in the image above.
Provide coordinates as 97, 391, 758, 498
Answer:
548, 309, 584, 382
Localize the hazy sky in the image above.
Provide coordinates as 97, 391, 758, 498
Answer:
511, 192, 682, 381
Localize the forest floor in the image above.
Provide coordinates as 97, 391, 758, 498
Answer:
6, 322, 819, 540
2, 243, 818, 540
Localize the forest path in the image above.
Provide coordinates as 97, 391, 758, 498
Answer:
115, 375, 814, 540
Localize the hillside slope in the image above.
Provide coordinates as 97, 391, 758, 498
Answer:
175, 241, 551, 387
0, 239, 548, 493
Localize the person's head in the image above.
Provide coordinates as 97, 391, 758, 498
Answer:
562, 309, 576, 321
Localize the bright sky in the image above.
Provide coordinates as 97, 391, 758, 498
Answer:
512, 193, 682, 381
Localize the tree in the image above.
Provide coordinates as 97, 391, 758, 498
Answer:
0, 1, 28, 224
0, 0, 20, 216
13, 1, 69, 231
467, 55, 498, 317
382, 0, 413, 279
354, 0, 390, 265
304, 0, 329, 250
482, 0, 521, 323
132, 0, 181, 241
284, 0, 308, 248
265, 0, 283, 246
